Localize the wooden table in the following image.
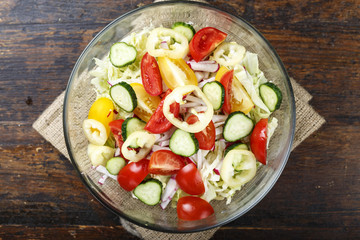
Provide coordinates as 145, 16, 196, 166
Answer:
1, 0, 359, 239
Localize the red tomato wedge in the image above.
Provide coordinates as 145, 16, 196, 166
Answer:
186, 115, 215, 150
189, 27, 227, 62
177, 196, 214, 221
141, 52, 163, 96
176, 163, 205, 195
109, 119, 125, 148
250, 118, 268, 165
149, 150, 186, 175
220, 69, 234, 114
117, 159, 149, 191
144, 89, 180, 134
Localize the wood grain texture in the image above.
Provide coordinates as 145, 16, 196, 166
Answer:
0, 0, 359, 239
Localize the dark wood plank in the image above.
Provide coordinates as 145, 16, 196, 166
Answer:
0, 144, 117, 226
0, 225, 139, 240
0, 0, 152, 25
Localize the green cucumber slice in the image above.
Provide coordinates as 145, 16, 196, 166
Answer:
223, 111, 254, 142
202, 81, 225, 110
109, 42, 137, 68
133, 179, 162, 206
259, 82, 282, 112
110, 82, 137, 112
106, 157, 126, 175
171, 22, 196, 42
169, 129, 199, 157
224, 143, 248, 156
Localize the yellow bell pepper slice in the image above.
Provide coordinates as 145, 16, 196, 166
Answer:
163, 85, 213, 133
121, 131, 156, 162
146, 27, 189, 59
220, 149, 256, 188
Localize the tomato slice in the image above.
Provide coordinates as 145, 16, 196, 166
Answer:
130, 83, 161, 122
157, 57, 198, 90
189, 27, 227, 62
176, 163, 205, 195
216, 66, 254, 114
186, 115, 215, 150
109, 119, 125, 148
177, 196, 214, 221
149, 150, 186, 175
141, 52, 163, 96
144, 89, 180, 134
250, 118, 268, 165
117, 159, 149, 191
220, 69, 234, 114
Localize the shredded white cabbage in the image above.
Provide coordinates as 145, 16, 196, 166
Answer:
267, 117, 278, 149
242, 52, 260, 76
90, 27, 152, 96
234, 64, 270, 114
250, 106, 271, 123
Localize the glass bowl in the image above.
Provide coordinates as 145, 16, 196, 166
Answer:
63, 1, 295, 233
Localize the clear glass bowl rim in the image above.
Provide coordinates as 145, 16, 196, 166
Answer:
63, 0, 296, 233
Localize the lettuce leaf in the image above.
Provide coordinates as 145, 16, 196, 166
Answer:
242, 52, 259, 76
90, 27, 152, 93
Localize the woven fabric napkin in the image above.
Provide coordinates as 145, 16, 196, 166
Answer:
32, 77, 324, 239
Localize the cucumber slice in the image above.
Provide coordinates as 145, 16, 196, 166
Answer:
169, 129, 199, 157
133, 179, 162, 206
223, 111, 254, 142
110, 82, 137, 112
202, 81, 225, 110
224, 143, 248, 156
106, 157, 126, 175
109, 42, 137, 68
121, 117, 146, 148
171, 22, 196, 42
259, 82, 282, 112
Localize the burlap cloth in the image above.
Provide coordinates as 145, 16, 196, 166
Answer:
32, 77, 324, 239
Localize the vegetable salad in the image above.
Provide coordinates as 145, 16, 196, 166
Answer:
83, 22, 282, 221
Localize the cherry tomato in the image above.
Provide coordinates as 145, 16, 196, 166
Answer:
117, 159, 149, 191
186, 115, 215, 150
220, 69, 234, 114
157, 57, 198, 90
141, 52, 163, 96
88, 97, 115, 136
216, 66, 254, 114
250, 118, 268, 165
149, 150, 186, 175
189, 27, 227, 62
109, 119, 124, 148
130, 83, 161, 122
177, 196, 214, 221
176, 163, 205, 195
144, 89, 180, 134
